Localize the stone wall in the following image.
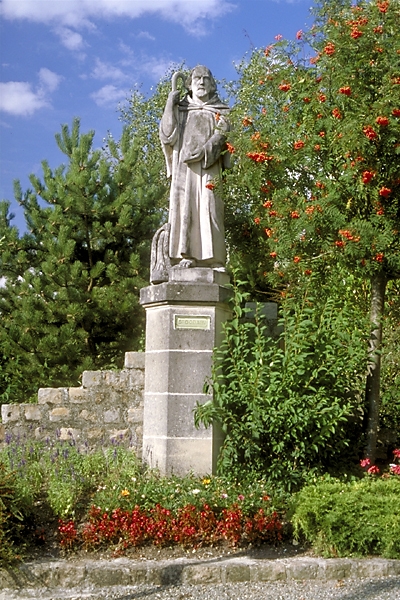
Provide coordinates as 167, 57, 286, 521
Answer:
0, 352, 144, 457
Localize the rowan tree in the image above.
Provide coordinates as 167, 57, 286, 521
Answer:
223, 0, 400, 461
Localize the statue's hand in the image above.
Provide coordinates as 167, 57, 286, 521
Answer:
183, 149, 205, 164
167, 90, 181, 106
217, 116, 229, 134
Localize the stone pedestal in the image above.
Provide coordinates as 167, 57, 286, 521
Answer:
140, 268, 231, 476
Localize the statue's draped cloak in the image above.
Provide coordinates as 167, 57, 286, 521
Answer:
160, 94, 230, 265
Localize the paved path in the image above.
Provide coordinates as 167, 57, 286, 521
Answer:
1, 555, 399, 600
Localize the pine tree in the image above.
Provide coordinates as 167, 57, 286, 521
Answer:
224, 0, 400, 460
0, 118, 167, 402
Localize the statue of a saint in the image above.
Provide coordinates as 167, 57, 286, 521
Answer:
159, 66, 230, 270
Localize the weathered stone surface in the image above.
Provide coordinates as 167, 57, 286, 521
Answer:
124, 351, 145, 369
183, 565, 223, 584
317, 558, 354, 580
286, 558, 319, 580
145, 350, 213, 395
0, 556, 400, 596
1, 352, 144, 456
78, 409, 97, 422
68, 387, 89, 403
225, 563, 251, 582
127, 407, 143, 423
38, 388, 67, 405
145, 305, 219, 352
59, 427, 81, 441
143, 392, 210, 439
86, 428, 103, 440
104, 408, 120, 423
140, 281, 231, 307
1, 404, 20, 422
129, 369, 145, 389
82, 371, 103, 388
141, 284, 231, 476
169, 267, 230, 285
24, 405, 41, 421
104, 370, 125, 388
49, 407, 70, 421
109, 428, 129, 442
387, 559, 400, 575
86, 565, 133, 587
354, 558, 390, 578
256, 560, 287, 581
34, 427, 46, 440
142, 436, 214, 477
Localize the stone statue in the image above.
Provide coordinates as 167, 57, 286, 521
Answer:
150, 222, 171, 284
159, 66, 230, 271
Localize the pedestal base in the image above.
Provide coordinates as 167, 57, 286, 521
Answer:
140, 270, 231, 476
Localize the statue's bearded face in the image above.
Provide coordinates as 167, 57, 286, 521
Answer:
191, 68, 213, 102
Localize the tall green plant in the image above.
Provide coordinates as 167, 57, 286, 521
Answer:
195, 275, 368, 490
0, 117, 167, 402
223, 0, 400, 461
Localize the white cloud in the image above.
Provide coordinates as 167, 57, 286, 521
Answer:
88, 50, 175, 89
38, 67, 63, 92
0, 82, 48, 116
0, 0, 234, 35
139, 56, 176, 81
91, 58, 128, 82
55, 26, 85, 51
90, 84, 128, 107
0, 69, 62, 117
136, 31, 155, 41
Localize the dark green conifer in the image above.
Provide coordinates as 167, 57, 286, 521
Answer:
0, 118, 167, 402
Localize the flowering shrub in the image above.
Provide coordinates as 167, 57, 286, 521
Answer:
224, 0, 399, 292
58, 502, 283, 553
389, 448, 400, 476
219, 0, 399, 470
58, 519, 78, 550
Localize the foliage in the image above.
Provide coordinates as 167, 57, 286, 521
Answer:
0, 463, 27, 564
2, 438, 400, 559
0, 116, 168, 403
0, 437, 140, 518
0, 438, 285, 558
224, 0, 399, 290
220, 0, 400, 462
59, 502, 282, 553
0, 436, 283, 516
380, 279, 400, 431
291, 474, 400, 558
195, 274, 369, 490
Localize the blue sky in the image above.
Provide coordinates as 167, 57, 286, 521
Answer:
0, 0, 314, 233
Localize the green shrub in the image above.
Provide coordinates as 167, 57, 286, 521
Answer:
0, 463, 26, 564
1, 439, 288, 556
0, 439, 284, 520
0, 438, 142, 519
291, 476, 400, 558
195, 279, 368, 490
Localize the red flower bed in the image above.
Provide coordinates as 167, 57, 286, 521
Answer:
59, 503, 283, 553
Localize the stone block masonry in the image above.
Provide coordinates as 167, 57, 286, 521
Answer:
140, 269, 231, 476
0, 352, 145, 457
